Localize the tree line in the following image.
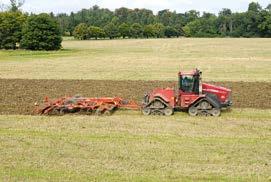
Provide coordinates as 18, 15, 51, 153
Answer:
73, 22, 181, 40
55, 2, 271, 39
1, 1, 271, 50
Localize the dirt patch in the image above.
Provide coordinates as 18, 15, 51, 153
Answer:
0, 79, 270, 115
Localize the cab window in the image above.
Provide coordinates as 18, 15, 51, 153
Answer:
181, 76, 194, 92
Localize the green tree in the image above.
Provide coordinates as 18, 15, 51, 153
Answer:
248, 2, 262, 12
68, 12, 76, 35
73, 23, 89, 40
127, 8, 155, 25
115, 7, 130, 23
245, 3, 263, 37
88, 26, 105, 39
184, 10, 200, 24
119, 23, 130, 38
103, 22, 119, 39
0, 11, 26, 49
9, 0, 24, 12
157, 9, 173, 26
153, 23, 165, 38
218, 9, 233, 36
174, 24, 184, 37
130, 23, 143, 38
164, 26, 179, 38
56, 13, 70, 35
183, 20, 198, 37
143, 24, 155, 38
183, 14, 218, 37
20, 13, 62, 50
229, 12, 247, 37
258, 10, 271, 37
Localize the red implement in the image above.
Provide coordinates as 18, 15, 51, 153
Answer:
35, 96, 139, 116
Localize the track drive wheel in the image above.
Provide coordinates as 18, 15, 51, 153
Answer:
142, 107, 151, 116
188, 106, 198, 116
211, 108, 221, 117
164, 108, 174, 116
199, 101, 211, 110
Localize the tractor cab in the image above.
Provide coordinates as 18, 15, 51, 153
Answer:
177, 69, 205, 109
179, 69, 202, 94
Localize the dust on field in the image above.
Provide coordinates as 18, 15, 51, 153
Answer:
0, 79, 270, 115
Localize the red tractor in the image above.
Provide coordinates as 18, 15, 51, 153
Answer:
142, 69, 232, 116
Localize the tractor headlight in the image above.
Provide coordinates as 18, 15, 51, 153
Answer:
225, 92, 233, 106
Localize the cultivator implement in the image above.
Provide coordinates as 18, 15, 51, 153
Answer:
35, 95, 140, 116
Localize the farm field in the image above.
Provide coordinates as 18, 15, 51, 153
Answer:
0, 38, 271, 82
0, 38, 271, 181
0, 110, 271, 181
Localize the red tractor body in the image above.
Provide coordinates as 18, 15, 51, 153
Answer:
142, 69, 232, 116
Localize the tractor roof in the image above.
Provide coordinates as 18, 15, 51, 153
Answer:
178, 69, 201, 76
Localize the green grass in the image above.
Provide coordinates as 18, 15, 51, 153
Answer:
0, 38, 271, 81
0, 109, 270, 181
0, 49, 78, 61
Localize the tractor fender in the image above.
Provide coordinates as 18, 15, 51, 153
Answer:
153, 93, 171, 103
191, 94, 221, 109
205, 94, 221, 108
146, 96, 169, 107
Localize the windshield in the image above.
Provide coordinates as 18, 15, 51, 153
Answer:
181, 76, 195, 92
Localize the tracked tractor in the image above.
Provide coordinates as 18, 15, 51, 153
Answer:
142, 69, 232, 116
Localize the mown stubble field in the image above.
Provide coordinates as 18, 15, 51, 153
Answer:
0, 38, 271, 82
1, 110, 271, 181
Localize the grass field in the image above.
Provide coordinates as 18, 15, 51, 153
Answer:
1, 38, 271, 181
0, 109, 271, 181
0, 38, 271, 81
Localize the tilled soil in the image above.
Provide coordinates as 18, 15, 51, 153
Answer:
0, 79, 270, 115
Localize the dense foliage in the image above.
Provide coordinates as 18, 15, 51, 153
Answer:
0, 11, 25, 49
55, 2, 271, 38
20, 14, 62, 50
